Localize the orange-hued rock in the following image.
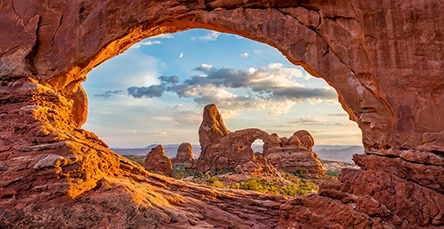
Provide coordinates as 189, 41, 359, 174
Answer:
198, 104, 230, 152
172, 142, 194, 167
195, 104, 325, 175
0, 0, 443, 228
144, 145, 172, 177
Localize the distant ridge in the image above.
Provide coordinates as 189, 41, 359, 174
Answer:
111, 144, 363, 164
313, 145, 364, 164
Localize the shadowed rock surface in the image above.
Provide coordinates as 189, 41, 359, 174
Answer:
195, 104, 325, 176
0, 0, 443, 228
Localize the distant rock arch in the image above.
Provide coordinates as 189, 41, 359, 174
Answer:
195, 104, 325, 175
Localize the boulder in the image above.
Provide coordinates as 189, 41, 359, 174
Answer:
171, 143, 194, 167
144, 145, 172, 176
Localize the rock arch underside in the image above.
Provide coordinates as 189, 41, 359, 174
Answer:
0, 0, 443, 228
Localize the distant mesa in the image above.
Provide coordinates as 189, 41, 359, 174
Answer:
144, 145, 172, 176
194, 104, 325, 176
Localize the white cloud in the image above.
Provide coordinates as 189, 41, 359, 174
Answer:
151, 33, 175, 39
131, 40, 162, 49
130, 33, 174, 49
240, 52, 249, 59
145, 130, 169, 136
115, 63, 337, 116
171, 110, 202, 126
253, 49, 262, 55
197, 64, 213, 74
288, 117, 327, 126
191, 31, 220, 41
179, 52, 184, 58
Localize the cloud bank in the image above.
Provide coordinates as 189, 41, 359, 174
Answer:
122, 63, 337, 114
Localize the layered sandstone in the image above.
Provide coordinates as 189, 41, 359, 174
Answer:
263, 131, 324, 175
144, 145, 172, 176
195, 104, 325, 176
0, 0, 443, 228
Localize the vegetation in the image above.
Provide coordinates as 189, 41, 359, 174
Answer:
206, 177, 225, 188
213, 167, 235, 175
172, 165, 188, 179
293, 168, 307, 178
205, 173, 318, 196
325, 170, 340, 177
124, 155, 357, 197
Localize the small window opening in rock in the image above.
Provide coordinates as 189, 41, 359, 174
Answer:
82, 29, 362, 164
252, 139, 264, 153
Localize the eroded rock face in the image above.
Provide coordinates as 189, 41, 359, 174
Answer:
198, 104, 230, 152
144, 145, 172, 176
0, 0, 443, 228
171, 142, 194, 167
195, 104, 325, 176
263, 130, 324, 175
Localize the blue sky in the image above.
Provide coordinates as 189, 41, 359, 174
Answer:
82, 29, 361, 148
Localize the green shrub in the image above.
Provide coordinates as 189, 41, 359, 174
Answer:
213, 167, 234, 175
326, 170, 340, 177
229, 177, 317, 196
207, 177, 225, 188
172, 165, 187, 179
293, 168, 307, 178
237, 178, 263, 192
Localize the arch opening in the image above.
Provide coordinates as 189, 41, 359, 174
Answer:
82, 29, 362, 164
252, 139, 264, 154
2, 2, 441, 227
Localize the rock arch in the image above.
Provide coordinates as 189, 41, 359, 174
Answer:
0, 1, 443, 228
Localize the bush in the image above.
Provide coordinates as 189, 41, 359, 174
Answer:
293, 168, 307, 178
172, 165, 187, 179
237, 178, 264, 192
326, 170, 340, 177
213, 167, 234, 175
229, 177, 317, 196
207, 177, 225, 188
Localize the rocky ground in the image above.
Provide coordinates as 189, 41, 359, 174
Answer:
123, 154, 357, 196
1, 1, 443, 227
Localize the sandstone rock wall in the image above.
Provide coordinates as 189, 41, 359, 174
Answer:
0, 0, 443, 227
195, 104, 325, 175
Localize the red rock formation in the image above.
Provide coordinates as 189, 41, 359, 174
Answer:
144, 145, 172, 176
0, 0, 443, 228
171, 142, 194, 167
195, 104, 325, 175
263, 130, 324, 175
198, 104, 230, 152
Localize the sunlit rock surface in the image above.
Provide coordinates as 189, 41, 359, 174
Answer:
0, 0, 443, 228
